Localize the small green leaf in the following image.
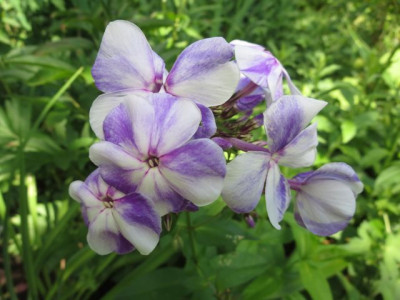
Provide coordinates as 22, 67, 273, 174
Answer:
299, 261, 333, 300
341, 120, 357, 143
375, 161, 400, 194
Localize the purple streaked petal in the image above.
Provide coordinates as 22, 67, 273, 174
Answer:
234, 45, 280, 89
92, 20, 164, 93
236, 94, 264, 111
184, 202, 199, 212
294, 201, 306, 228
89, 92, 126, 139
89, 142, 147, 193
165, 38, 240, 107
254, 113, 264, 126
89, 90, 150, 140
278, 123, 318, 168
222, 151, 269, 213
264, 95, 327, 152
137, 167, 189, 216
103, 103, 133, 145
146, 94, 201, 155
122, 93, 155, 156
89, 141, 146, 171
230, 40, 265, 51
265, 161, 291, 229
264, 67, 283, 106
160, 139, 226, 206
193, 104, 217, 139
69, 180, 104, 225
113, 192, 161, 255
98, 166, 139, 195
292, 163, 364, 196
119, 93, 201, 157
295, 179, 357, 236
114, 233, 135, 254
283, 69, 302, 96
87, 209, 120, 255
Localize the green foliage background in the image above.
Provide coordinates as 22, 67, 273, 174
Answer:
0, 0, 399, 299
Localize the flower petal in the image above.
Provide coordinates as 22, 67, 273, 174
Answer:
137, 168, 188, 216
87, 209, 121, 255
92, 20, 164, 93
292, 163, 363, 236
264, 95, 327, 152
193, 104, 217, 139
119, 93, 201, 156
278, 123, 318, 168
160, 139, 226, 206
89, 92, 127, 139
222, 151, 269, 213
295, 180, 356, 236
230, 39, 265, 51
283, 70, 302, 96
265, 161, 291, 229
165, 37, 240, 107
293, 162, 364, 195
113, 193, 161, 255
89, 141, 147, 193
146, 94, 201, 155
234, 45, 279, 89
69, 180, 104, 225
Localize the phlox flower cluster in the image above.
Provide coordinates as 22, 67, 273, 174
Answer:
69, 20, 363, 255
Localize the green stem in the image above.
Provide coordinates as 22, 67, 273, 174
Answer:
185, 212, 217, 295
32, 66, 84, 132
17, 66, 83, 300
185, 212, 198, 264
18, 144, 38, 300
2, 193, 18, 300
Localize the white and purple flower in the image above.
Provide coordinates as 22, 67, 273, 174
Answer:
89, 92, 226, 216
231, 39, 301, 105
289, 163, 363, 236
69, 21, 363, 256
222, 95, 327, 229
90, 20, 240, 140
69, 169, 161, 255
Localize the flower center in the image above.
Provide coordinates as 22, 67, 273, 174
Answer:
147, 156, 160, 168
103, 196, 114, 208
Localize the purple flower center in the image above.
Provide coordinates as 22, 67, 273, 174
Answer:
103, 196, 114, 208
147, 156, 160, 168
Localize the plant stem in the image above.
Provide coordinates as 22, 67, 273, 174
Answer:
17, 66, 83, 300
18, 144, 38, 300
185, 212, 198, 264
2, 193, 18, 300
32, 66, 84, 132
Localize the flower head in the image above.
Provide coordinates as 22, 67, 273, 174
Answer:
90, 20, 240, 140
69, 169, 161, 255
89, 92, 226, 216
222, 95, 326, 229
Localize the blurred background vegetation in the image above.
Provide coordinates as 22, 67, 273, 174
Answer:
0, 0, 399, 299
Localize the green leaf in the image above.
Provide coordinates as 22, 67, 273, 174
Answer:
341, 120, 357, 143
299, 261, 333, 300
5, 55, 74, 70
195, 218, 252, 248
243, 269, 283, 299
375, 161, 400, 195
214, 252, 270, 289
110, 268, 192, 300
361, 148, 389, 167
35, 38, 93, 55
